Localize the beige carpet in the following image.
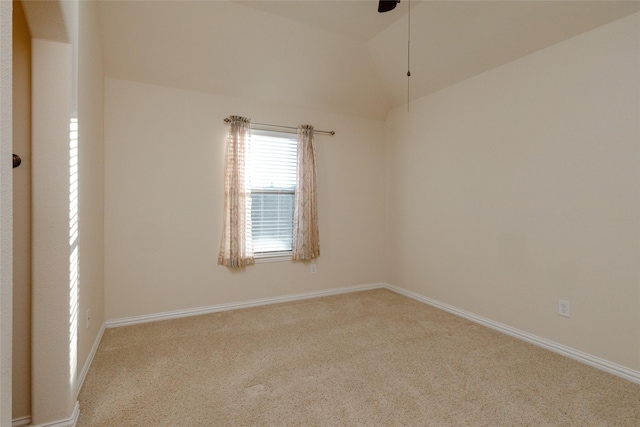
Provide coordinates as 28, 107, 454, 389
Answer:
78, 289, 640, 426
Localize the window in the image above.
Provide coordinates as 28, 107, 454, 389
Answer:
219, 116, 319, 267
249, 129, 297, 258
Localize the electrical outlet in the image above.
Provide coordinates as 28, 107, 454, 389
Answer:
558, 300, 570, 318
86, 309, 91, 329
310, 264, 316, 275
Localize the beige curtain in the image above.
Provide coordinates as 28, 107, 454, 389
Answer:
292, 125, 320, 260
218, 116, 254, 267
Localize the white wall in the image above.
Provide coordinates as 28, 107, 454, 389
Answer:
22, 0, 102, 422
30, 36, 75, 426
385, 13, 640, 371
77, 0, 104, 395
104, 78, 386, 320
8, 1, 104, 422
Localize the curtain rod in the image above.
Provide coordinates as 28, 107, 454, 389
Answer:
223, 117, 335, 136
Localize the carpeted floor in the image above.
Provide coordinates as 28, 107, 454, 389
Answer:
78, 289, 640, 426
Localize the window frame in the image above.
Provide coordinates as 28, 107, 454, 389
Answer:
248, 128, 298, 262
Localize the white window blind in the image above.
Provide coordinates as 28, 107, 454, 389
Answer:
249, 130, 297, 255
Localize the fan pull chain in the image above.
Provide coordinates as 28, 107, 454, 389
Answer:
407, 0, 411, 112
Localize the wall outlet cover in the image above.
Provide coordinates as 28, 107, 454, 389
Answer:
558, 300, 570, 317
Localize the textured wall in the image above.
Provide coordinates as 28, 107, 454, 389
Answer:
384, 13, 640, 371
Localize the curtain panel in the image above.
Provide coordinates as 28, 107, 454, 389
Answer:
218, 115, 255, 267
292, 125, 320, 260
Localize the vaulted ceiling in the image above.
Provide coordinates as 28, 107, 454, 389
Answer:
98, 1, 640, 120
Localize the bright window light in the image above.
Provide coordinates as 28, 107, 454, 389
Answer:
69, 117, 79, 388
249, 130, 297, 255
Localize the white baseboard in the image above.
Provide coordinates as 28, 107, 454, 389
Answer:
12, 416, 30, 427
29, 401, 79, 427
384, 283, 640, 385
106, 282, 386, 328
29, 282, 638, 427
104, 281, 640, 385
76, 322, 106, 398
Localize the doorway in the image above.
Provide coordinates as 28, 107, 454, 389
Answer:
12, 0, 32, 423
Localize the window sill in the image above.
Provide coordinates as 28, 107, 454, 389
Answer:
254, 252, 292, 264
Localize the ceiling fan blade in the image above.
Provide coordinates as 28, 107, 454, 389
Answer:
378, 0, 399, 13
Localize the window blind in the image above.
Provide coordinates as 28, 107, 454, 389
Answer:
249, 130, 297, 254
